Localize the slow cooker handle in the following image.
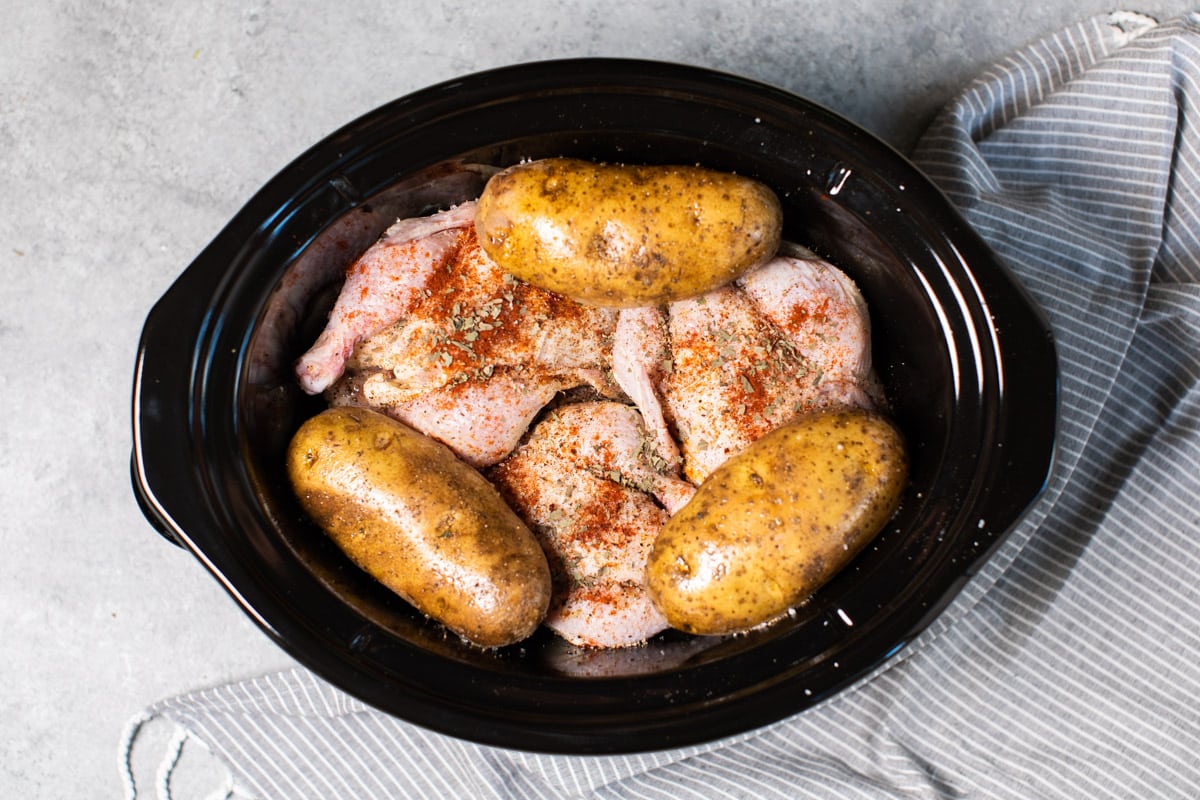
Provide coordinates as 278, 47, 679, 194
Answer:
130, 454, 182, 546
130, 250, 229, 550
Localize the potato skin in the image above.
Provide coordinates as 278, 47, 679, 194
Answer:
286, 407, 551, 647
646, 409, 907, 635
474, 158, 782, 307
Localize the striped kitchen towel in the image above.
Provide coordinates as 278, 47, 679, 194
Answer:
123, 11, 1200, 799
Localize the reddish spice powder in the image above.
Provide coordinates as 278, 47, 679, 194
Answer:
785, 295, 831, 334
563, 479, 630, 549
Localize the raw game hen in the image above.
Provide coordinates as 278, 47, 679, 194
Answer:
297, 201, 880, 648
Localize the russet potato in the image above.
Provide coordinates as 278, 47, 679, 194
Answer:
286, 407, 551, 647
474, 157, 782, 307
646, 409, 907, 635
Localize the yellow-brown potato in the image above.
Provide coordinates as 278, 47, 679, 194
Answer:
646, 409, 907, 635
286, 407, 551, 647
474, 157, 782, 307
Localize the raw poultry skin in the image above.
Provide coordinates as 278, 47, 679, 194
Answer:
737, 244, 880, 411
347, 227, 617, 403
620, 248, 880, 485
299, 200, 619, 467
297, 202, 879, 648
490, 402, 694, 648
612, 306, 682, 473
327, 368, 574, 468
294, 203, 476, 395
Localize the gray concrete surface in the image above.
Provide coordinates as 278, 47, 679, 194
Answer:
3, 1, 1194, 796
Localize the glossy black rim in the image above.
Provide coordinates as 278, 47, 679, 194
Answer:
132, 58, 1058, 753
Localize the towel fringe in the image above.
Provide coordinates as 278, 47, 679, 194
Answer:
119, 711, 235, 800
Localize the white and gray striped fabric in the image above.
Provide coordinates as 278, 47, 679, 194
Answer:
124, 11, 1200, 798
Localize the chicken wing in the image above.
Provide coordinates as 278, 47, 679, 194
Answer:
611, 305, 682, 474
